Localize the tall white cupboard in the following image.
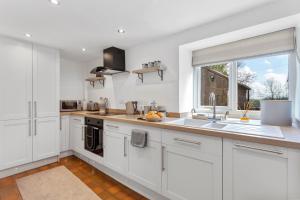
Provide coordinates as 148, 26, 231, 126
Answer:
0, 36, 60, 171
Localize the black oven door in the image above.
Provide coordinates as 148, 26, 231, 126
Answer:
85, 125, 103, 157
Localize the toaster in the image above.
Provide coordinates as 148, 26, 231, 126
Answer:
87, 101, 99, 111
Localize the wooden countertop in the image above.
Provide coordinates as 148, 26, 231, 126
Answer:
61, 111, 300, 149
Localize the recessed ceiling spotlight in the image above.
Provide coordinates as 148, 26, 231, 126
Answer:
25, 33, 31, 38
49, 0, 60, 6
82, 48, 86, 52
118, 29, 125, 34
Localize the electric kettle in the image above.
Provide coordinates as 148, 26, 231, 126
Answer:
125, 101, 138, 115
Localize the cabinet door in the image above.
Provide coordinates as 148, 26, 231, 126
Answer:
128, 137, 162, 193
33, 45, 59, 118
69, 117, 85, 154
104, 130, 127, 174
60, 116, 70, 152
33, 117, 59, 161
0, 120, 32, 170
223, 139, 288, 200
162, 145, 222, 200
0, 37, 32, 121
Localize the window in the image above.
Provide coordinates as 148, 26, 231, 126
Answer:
200, 63, 230, 106
194, 53, 291, 112
237, 54, 289, 110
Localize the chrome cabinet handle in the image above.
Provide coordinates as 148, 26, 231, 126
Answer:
73, 118, 81, 122
28, 101, 31, 118
28, 120, 31, 136
174, 138, 201, 146
81, 125, 87, 141
81, 126, 84, 141
34, 119, 37, 136
124, 137, 127, 157
60, 117, 62, 130
106, 124, 119, 129
234, 144, 284, 155
162, 146, 165, 171
34, 101, 37, 117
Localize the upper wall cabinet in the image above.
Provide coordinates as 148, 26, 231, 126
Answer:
33, 45, 60, 118
0, 38, 60, 121
0, 37, 33, 121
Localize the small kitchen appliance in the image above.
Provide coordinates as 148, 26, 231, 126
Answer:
87, 101, 99, 111
60, 100, 82, 111
125, 101, 138, 115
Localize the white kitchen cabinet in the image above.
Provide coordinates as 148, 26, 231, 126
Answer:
223, 139, 289, 200
69, 116, 85, 154
33, 45, 59, 118
162, 130, 222, 200
0, 37, 33, 121
60, 116, 70, 152
104, 130, 128, 174
33, 117, 60, 161
127, 136, 162, 193
0, 36, 60, 172
0, 120, 33, 171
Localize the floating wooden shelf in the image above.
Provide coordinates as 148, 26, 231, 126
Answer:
132, 66, 165, 83
85, 77, 105, 87
97, 70, 130, 76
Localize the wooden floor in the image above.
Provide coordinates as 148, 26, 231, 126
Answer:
0, 156, 148, 200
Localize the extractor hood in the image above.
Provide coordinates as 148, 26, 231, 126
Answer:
90, 47, 126, 76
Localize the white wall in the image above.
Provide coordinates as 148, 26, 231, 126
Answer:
295, 26, 300, 126
85, 0, 300, 112
60, 58, 85, 100
85, 41, 178, 111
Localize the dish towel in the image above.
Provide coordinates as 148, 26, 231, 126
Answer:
131, 129, 148, 148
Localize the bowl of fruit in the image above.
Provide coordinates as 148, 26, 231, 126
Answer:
145, 111, 164, 122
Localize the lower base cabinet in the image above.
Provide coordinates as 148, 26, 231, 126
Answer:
60, 116, 70, 152
0, 117, 60, 171
69, 116, 85, 155
161, 145, 222, 200
69, 120, 300, 200
223, 139, 297, 200
0, 119, 32, 171
103, 130, 128, 174
33, 117, 60, 161
127, 136, 162, 193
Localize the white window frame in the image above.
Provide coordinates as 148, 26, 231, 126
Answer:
193, 52, 296, 119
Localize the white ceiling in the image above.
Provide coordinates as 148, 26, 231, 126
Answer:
0, 0, 279, 62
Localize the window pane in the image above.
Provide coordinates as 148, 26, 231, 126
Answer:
237, 54, 289, 110
200, 63, 230, 106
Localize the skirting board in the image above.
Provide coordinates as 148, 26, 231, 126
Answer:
73, 152, 168, 200
0, 156, 59, 179
59, 150, 74, 158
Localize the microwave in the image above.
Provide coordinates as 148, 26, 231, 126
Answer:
60, 100, 82, 112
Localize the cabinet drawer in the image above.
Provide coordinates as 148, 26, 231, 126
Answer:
104, 120, 162, 142
104, 121, 125, 132
70, 116, 84, 125
230, 140, 288, 158
162, 129, 222, 156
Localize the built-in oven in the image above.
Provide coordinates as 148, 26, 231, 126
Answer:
60, 100, 82, 112
84, 117, 103, 157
